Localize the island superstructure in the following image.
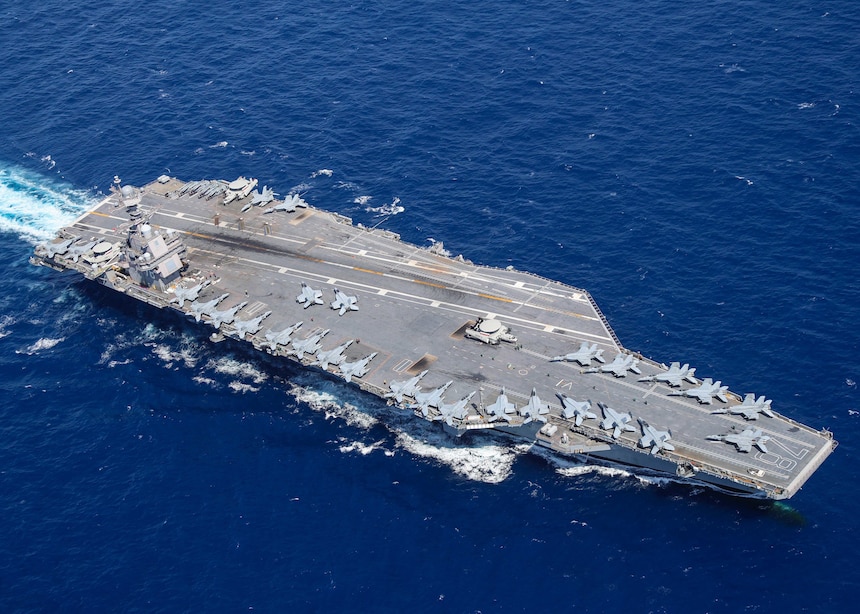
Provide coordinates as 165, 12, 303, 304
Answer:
31, 175, 837, 499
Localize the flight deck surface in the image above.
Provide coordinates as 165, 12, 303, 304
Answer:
32, 177, 836, 499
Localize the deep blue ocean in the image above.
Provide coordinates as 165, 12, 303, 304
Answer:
1, 0, 858, 611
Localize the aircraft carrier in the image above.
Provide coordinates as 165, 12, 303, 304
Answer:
31, 175, 836, 499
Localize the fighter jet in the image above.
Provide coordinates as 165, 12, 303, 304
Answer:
519, 388, 549, 424
436, 392, 476, 426
263, 193, 309, 214
232, 310, 272, 340
313, 340, 354, 370
40, 237, 75, 258
296, 282, 324, 308
557, 394, 596, 426
385, 370, 428, 403
707, 427, 771, 454
170, 280, 209, 308
585, 353, 641, 378
638, 362, 698, 387
330, 289, 359, 316
412, 381, 454, 417
202, 182, 226, 200
263, 321, 303, 351
207, 301, 248, 330
670, 378, 729, 404
189, 293, 230, 322
485, 388, 516, 422
551, 342, 606, 366
65, 239, 98, 263
599, 404, 636, 439
178, 180, 200, 196
711, 394, 775, 420
250, 185, 276, 207
638, 419, 675, 455
289, 329, 330, 360
338, 352, 377, 383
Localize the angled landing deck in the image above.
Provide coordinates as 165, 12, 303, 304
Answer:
31, 176, 837, 499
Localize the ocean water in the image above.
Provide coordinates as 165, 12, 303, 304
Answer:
1, 0, 858, 611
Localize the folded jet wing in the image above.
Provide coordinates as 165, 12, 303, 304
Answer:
264, 193, 309, 214
232, 310, 272, 340
385, 370, 428, 403
412, 381, 453, 417
263, 321, 303, 350
550, 342, 606, 366
66, 239, 99, 263
314, 340, 354, 370
189, 293, 230, 322
485, 388, 516, 422
330, 288, 359, 316
712, 393, 775, 420
436, 392, 475, 426
638, 362, 697, 387
40, 237, 75, 258
338, 352, 377, 383
707, 427, 770, 454
250, 185, 276, 207
557, 394, 596, 426
599, 404, 636, 439
290, 329, 330, 360
638, 419, 675, 455
586, 353, 641, 377
171, 279, 209, 308
519, 388, 549, 424
296, 282, 324, 308
671, 378, 729, 404
207, 301, 248, 329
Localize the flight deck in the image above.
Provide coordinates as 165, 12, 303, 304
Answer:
31, 176, 837, 499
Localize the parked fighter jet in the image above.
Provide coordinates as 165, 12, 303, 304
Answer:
171, 280, 209, 308
296, 282, 324, 308
385, 370, 428, 403
232, 310, 271, 340
339, 352, 377, 383
66, 239, 98, 262
250, 185, 276, 207
711, 394, 775, 420
586, 353, 641, 377
189, 293, 229, 322
599, 404, 636, 439
557, 394, 596, 426
670, 378, 728, 404
314, 340, 354, 370
707, 427, 770, 454
520, 388, 549, 424
436, 392, 475, 426
264, 193, 309, 214
41, 237, 75, 258
412, 381, 453, 417
263, 321, 303, 351
290, 329, 330, 360
638, 362, 698, 387
638, 420, 675, 455
207, 301, 248, 329
551, 342, 606, 366
330, 289, 359, 316
485, 388, 516, 422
